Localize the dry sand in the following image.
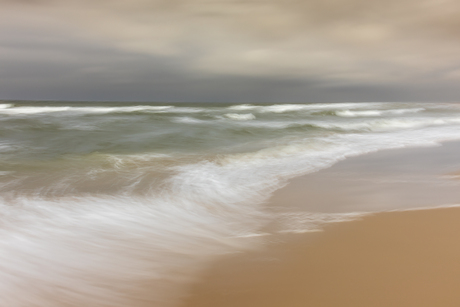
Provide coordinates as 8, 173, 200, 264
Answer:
181, 207, 460, 307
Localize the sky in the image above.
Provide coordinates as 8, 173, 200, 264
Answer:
1, 0, 460, 102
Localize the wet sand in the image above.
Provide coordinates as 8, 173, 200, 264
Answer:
182, 207, 460, 307
181, 143, 460, 307
267, 141, 460, 214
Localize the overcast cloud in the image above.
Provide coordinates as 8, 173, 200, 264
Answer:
1, 0, 460, 102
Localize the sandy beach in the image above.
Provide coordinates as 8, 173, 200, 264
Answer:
181, 143, 460, 307
182, 207, 460, 307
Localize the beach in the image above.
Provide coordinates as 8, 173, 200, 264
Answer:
182, 142, 460, 307
182, 206, 460, 307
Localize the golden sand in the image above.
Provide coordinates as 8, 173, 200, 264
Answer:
182, 207, 460, 307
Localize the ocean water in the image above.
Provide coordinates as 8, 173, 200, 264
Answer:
1, 101, 460, 306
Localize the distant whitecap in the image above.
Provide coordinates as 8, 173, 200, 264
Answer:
224, 113, 256, 120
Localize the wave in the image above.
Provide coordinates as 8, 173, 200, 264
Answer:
171, 116, 207, 124
0, 105, 174, 115
309, 117, 460, 132
222, 116, 460, 132
227, 104, 258, 111
166, 107, 210, 113
0, 104, 13, 109
227, 102, 384, 114
0, 142, 14, 153
224, 113, 256, 120
0, 103, 428, 117
335, 108, 425, 117
228, 120, 299, 129
213, 115, 460, 132
258, 104, 314, 113
172, 113, 257, 124
0, 105, 221, 116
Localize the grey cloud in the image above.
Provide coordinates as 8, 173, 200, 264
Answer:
52, 1, 460, 80
1, 0, 460, 101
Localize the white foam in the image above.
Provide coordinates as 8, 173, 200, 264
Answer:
387, 203, 460, 213
0, 106, 74, 114
105, 153, 173, 169
273, 203, 460, 234
227, 104, 257, 111
0, 104, 13, 109
171, 116, 206, 124
336, 108, 424, 117
258, 104, 311, 113
227, 103, 384, 113
259, 103, 383, 113
164, 107, 208, 113
224, 113, 256, 120
0, 194, 267, 307
275, 212, 369, 233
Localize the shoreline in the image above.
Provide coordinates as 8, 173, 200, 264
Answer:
180, 142, 460, 307
267, 140, 460, 214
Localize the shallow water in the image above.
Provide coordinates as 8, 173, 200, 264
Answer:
1, 101, 460, 306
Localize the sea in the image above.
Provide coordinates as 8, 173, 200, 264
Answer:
1, 101, 460, 306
